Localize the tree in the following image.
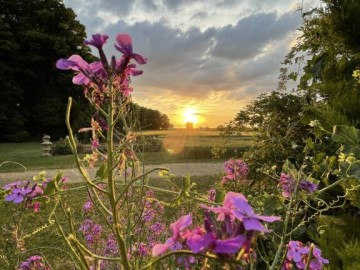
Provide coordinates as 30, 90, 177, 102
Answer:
0, 0, 92, 141
280, 0, 360, 130
128, 103, 172, 130
226, 91, 309, 169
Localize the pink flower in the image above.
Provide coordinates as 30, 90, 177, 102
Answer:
32, 202, 41, 213
222, 159, 249, 184
204, 192, 280, 232
56, 55, 105, 85
115, 34, 147, 65
152, 214, 192, 256
91, 138, 100, 150
84, 34, 109, 49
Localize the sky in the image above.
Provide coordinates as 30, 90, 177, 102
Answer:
63, 0, 321, 128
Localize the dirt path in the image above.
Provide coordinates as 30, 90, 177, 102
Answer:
0, 162, 225, 184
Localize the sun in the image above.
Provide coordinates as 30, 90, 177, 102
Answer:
182, 108, 199, 124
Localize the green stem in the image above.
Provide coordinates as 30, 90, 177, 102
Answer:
115, 168, 169, 205
54, 214, 87, 270
304, 244, 314, 270
65, 98, 108, 195
269, 177, 301, 269
106, 85, 131, 270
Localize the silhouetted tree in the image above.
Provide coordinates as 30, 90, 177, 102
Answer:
0, 0, 92, 141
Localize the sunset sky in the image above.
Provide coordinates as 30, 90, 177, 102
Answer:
63, 0, 321, 128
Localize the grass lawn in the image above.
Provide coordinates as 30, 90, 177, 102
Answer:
0, 143, 79, 172
0, 130, 254, 172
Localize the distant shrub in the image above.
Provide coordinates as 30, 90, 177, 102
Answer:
52, 138, 72, 155
180, 146, 250, 159
135, 136, 163, 152
4, 130, 30, 142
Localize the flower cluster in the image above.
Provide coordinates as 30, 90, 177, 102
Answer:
79, 219, 102, 246
56, 33, 146, 103
282, 241, 329, 270
4, 181, 44, 212
221, 159, 249, 184
3, 175, 68, 212
18, 255, 49, 270
153, 191, 280, 264
279, 173, 318, 198
130, 191, 167, 258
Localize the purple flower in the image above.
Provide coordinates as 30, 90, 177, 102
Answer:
3, 180, 24, 190
105, 235, 119, 256
84, 34, 109, 49
19, 255, 49, 270
152, 214, 192, 256
279, 173, 295, 198
279, 173, 318, 198
56, 55, 105, 85
224, 159, 249, 178
208, 188, 216, 202
310, 246, 329, 269
79, 219, 102, 245
56, 55, 91, 85
299, 180, 318, 193
286, 241, 309, 268
5, 187, 32, 204
186, 228, 245, 255
283, 241, 329, 270
83, 201, 93, 212
115, 34, 147, 65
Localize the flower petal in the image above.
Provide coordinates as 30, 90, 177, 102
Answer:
152, 238, 174, 256
186, 233, 214, 254
132, 53, 147, 65
213, 235, 245, 254
243, 218, 268, 232
115, 34, 133, 55
170, 214, 192, 239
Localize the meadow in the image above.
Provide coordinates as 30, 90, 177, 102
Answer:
0, 130, 254, 173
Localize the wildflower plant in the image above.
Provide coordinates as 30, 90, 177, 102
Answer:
4, 32, 360, 269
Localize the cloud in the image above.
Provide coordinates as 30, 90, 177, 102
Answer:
211, 12, 301, 60
96, 9, 301, 100
161, 0, 195, 10
62, 0, 312, 126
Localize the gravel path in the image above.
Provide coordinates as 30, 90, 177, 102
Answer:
0, 162, 224, 184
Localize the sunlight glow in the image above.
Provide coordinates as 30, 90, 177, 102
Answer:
182, 108, 199, 124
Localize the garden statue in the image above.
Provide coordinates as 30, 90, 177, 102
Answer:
41, 134, 52, 156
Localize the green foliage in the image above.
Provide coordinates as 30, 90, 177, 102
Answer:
226, 91, 310, 175
168, 176, 196, 207
332, 125, 360, 155
337, 240, 360, 270
52, 137, 72, 155
129, 103, 173, 130
0, 0, 93, 141
310, 215, 360, 270
280, 0, 360, 130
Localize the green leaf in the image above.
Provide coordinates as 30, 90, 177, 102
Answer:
332, 125, 360, 156
44, 171, 63, 195
303, 137, 315, 153
169, 176, 196, 207
346, 161, 360, 179
288, 72, 298, 81
96, 163, 108, 180
282, 160, 298, 179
